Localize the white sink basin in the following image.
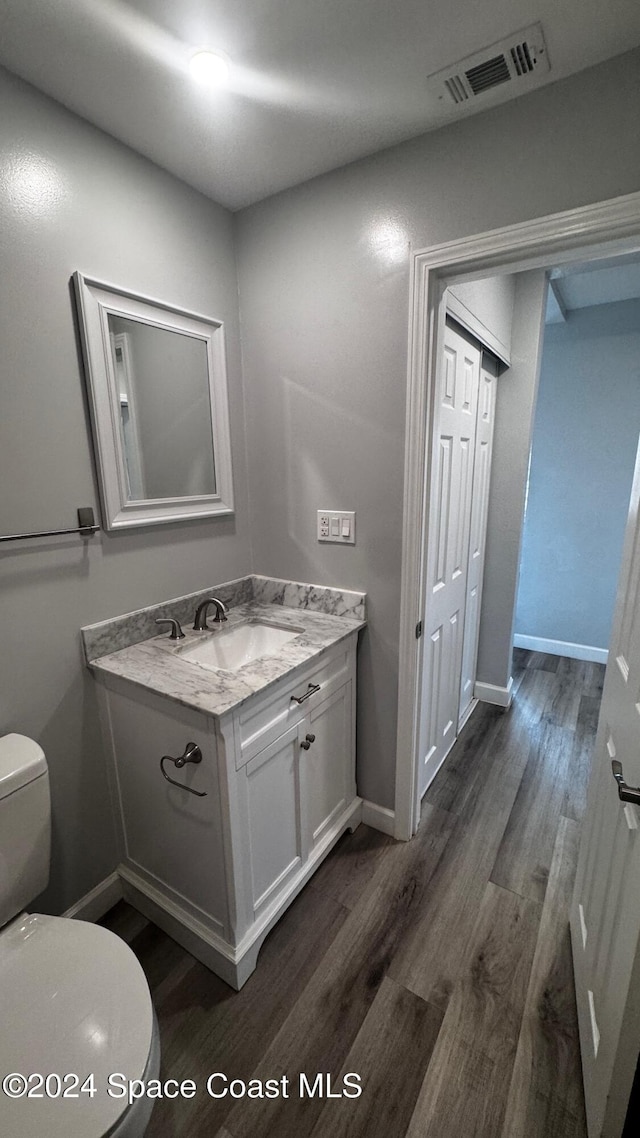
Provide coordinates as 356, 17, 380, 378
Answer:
180, 621, 301, 672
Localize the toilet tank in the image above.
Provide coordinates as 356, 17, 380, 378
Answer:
0, 735, 51, 927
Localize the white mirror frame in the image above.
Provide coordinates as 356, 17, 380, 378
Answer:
73, 272, 234, 530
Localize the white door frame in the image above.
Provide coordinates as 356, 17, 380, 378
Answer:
394, 190, 640, 842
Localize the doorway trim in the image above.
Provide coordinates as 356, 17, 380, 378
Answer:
394, 189, 640, 842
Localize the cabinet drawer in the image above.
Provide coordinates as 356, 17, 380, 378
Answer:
237, 641, 354, 767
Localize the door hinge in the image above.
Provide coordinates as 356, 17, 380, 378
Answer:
416, 620, 423, 639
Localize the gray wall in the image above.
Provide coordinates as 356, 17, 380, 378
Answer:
235, 49, 640, 808
0, 67, 252, 912
476, 271, 548, 689
515, 299, 640, 651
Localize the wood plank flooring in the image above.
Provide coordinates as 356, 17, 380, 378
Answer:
102, 650, 604, 1138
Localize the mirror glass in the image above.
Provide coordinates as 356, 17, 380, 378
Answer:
108, 315, 216, 501
74, 274, 234, 530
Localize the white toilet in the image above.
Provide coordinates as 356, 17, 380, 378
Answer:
0, 734, 160, 1138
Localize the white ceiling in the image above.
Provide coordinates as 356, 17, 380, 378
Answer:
1, 0, 640, 210
546, 255, 640, 323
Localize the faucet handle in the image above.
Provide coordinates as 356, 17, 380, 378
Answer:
213, 598, 228, 622
155, 617, 185, 640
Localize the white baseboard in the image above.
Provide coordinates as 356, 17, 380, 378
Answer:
474, 677, 514, 708
513, 634, 608, 665
361, 799, 396, 837
62, 871, 122, 923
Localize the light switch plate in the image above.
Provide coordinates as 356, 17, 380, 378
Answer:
317, 510, 356, 544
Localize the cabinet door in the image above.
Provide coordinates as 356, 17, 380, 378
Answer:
107, 688, 227, 931
243, 723, 305, 917
304, 680, 353, 854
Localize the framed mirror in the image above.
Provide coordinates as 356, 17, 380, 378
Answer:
73, 273, 234, 530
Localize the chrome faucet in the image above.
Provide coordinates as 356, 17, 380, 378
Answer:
193, 596, 228, 630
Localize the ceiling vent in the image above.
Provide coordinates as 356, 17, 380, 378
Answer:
428, 24, 549, 107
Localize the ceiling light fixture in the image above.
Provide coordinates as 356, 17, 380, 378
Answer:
189, 50, 230, 87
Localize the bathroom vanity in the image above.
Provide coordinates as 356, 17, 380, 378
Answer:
83, 577, 365, 988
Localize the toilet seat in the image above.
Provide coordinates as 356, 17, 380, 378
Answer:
0, 913, 154, 1138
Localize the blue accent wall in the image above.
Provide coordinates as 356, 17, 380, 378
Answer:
515, 299, 640, 651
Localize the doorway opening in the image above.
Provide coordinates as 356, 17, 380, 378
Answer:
395, 190, 640, 1138
395, 190, 640, 842
417, 252, 640, 812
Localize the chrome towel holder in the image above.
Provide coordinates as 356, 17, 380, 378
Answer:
160, 743, 208, 797
0, 507, 100, 544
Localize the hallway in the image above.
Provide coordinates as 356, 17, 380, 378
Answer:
104, 649, 602, 1137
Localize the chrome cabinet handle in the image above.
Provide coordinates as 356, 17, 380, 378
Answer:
611, 760, 640, 805
291, 682, 321, 705
160, 742, 207, 797
300, 733, 316, 751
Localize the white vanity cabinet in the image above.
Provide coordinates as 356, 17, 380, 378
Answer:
97, 633, 361, 989
237, 664, 354, 924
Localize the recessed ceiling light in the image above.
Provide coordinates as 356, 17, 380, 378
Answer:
189, 50, 230, 87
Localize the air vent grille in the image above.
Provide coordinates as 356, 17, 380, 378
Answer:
445, 75, 469, 104
427, 23, 549, 109
465, 54, 511, 95
511, 42, 535, 76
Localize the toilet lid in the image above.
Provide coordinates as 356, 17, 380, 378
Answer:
0, 913, 153, 1138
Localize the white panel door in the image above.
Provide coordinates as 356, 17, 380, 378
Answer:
458, 360, 497, 729
570, 437, 640, 1137
419, 324, 481, 798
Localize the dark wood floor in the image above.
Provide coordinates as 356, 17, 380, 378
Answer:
103, 649, 604, 1138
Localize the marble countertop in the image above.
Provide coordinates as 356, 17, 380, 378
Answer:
88, 600, 365, 719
